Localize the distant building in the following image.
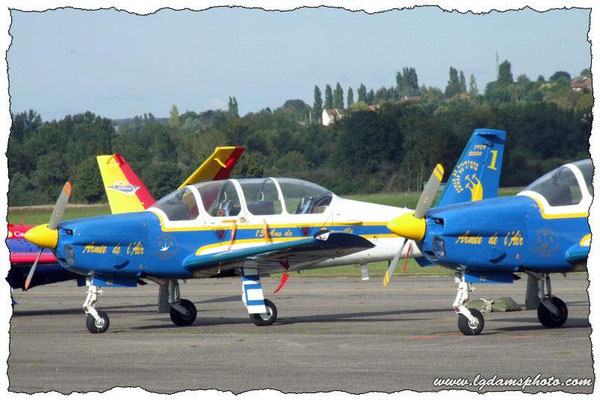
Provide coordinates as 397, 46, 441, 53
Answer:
570, 76, 592, 92
398, 95, 423, 104
322, 109, 346, 126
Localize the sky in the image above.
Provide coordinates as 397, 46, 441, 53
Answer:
8, 6, 592, 121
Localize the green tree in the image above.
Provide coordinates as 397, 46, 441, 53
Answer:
333, 82, 344, 109
347, 87, 354, 108
228, 97, 239, 117
549, 71, 571, 82
367, 89, 375, 104
445, 67, 460, 98
459, 71, 467, 94
312, 85, 323, 122
72, 157, 105, 203
324, 85, 333, 109
468, 74, 478, 97
169, 104, 180, 130
498, 60, 514, 84
580, 68, 591, 78
357, 84, 367, 102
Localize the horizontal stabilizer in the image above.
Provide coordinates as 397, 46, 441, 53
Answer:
178, 146, 245, 189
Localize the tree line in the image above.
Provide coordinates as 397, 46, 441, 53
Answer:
8, 61, 592, 206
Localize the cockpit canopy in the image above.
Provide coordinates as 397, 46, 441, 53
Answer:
152, 177, 333, 222
522, 159, 592, 207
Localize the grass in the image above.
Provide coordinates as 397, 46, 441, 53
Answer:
6, 187, 523, 278
8, 204, 111, 225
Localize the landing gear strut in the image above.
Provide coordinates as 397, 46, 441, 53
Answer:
242, 267, 278, 326
527, 272, 568, 328
454, 271, 484, 335
83, 279, 110, 334
168, 280, 197, 326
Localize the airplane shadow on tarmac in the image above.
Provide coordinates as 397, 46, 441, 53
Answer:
11, 295, 243, 317
131, 308, 451, 331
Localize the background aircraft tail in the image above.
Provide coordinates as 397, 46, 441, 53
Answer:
436, 128, 506, 207
97, 154, 156, 214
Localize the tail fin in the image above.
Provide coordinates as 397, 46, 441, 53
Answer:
178, 146, 245, 189
436, 128, 506, 207
97, 154, 156, 214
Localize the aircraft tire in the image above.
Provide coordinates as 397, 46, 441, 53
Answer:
86, 310, 110, 334
537, 296, 568, 328
170, 299, 197, 326
457, 308, 484, 336
250, 299, 277, 326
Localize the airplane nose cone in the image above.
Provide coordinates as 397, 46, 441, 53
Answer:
24, 224, 58, 249
387, 212, 426, 241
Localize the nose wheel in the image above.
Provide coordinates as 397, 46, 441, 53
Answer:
250, 299, 277, 326
83, 281, 110, 334
86, 310, 110, 334
457, 308, 484, 335
453, 271, 484, 336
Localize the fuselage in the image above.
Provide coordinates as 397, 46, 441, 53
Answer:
419, 160, 592, 275
52, 178, 416, 280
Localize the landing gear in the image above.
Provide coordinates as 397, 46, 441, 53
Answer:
86, 310, 110, 333
537, 297, 568, 328
242, 267, 279, 326
83, 280, 109, 334
527, 272, 568, 328
167, 280, 197, 326
453, 271, 484, 336
250, 299, 278, 326
458, 308, 484, 335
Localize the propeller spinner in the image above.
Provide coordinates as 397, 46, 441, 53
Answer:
23, 182, 72, 290
383, 164, 444, 286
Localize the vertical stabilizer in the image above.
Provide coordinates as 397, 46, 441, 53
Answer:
97, 154, 156, 214
436, 128, 506, 207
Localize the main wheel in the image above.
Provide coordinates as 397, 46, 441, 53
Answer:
170, 299, 197, 326
537, 296, 568, 328
250, 299, 278, 326
86, 310, 110, 334
457, 308, 484, 336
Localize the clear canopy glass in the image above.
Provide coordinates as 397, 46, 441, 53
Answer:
523, 160, 590, 206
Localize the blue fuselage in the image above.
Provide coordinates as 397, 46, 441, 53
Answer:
54, 211, 393, 281
421, 195, 589, 274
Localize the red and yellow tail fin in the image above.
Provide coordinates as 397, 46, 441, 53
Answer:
96, 154, 156, 214
178, 146, 245, 189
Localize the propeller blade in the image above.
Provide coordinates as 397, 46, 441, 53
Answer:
383, 239, 406, 287
24, 249, 43, 291
48, 182, 72, 230
414, 164, 444, 219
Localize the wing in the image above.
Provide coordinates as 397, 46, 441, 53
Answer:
183, 231, 374, 273
97, 154, 156, 214
178, 146, 245, 189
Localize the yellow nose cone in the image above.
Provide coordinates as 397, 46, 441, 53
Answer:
387, 212, 426, 241
24, 224, 58, 249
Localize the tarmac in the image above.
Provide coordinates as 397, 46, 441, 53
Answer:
8, 273, 594, 394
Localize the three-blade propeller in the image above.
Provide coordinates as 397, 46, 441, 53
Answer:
23, 182, 72, 290
383, 164, 444, 286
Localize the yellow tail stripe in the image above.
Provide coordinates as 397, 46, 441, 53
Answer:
97, 155, 146, 214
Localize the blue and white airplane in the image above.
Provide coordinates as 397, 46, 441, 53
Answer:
388, 157, 592, 335
22, 129, 506, 334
